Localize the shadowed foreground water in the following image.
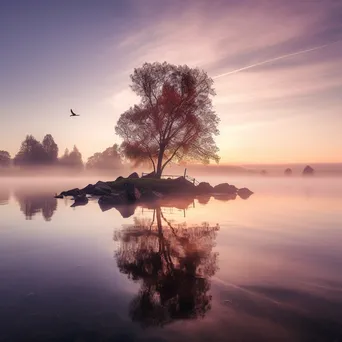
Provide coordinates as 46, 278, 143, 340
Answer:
0, 177, 341, 342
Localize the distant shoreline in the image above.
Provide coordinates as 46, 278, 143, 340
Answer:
1, 163, 342, 178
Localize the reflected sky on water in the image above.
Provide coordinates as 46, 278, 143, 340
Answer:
0, 176, 341, 341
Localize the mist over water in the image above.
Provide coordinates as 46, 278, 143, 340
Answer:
0, 175, 341, 341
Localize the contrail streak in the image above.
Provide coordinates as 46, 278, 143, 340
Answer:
213, 40, 341, 79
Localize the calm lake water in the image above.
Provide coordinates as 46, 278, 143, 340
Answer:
0, 176, 341, 342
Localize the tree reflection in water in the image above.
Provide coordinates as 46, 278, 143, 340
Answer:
14, 190, 57, 221
0, 185, 10, 205
114, 207, 219, 327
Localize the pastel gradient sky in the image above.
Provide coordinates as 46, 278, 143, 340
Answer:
1, 0, 342, 164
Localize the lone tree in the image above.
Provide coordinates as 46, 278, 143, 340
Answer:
115, 62, 220, 178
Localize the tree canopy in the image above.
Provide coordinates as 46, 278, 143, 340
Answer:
42, 134, 58, 163
14, 135, 47, 166
0, 150, 11, 167
59, 145, 83, 169
3, 134, 87, 170
115, 62, 220, 177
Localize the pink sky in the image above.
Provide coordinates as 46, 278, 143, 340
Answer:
1, 0, 342, 164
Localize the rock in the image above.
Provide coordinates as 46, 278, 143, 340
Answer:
114, 205, 137, 218
237, 188, 253, 199
115, 176, 124, 181
284, 168, 292, 176
60, 188, 81, 197
81, 182, 111, 196
213, 193, 237, 201
127, 172, 139, 179
171, 177, 196, 192
54, 193, 63, 199
89, 181, 112, 196
95, 181, 112, 191
98, 193, 126, 206
81, 184, 95, 194
196, 182, 214, 194
303, 165, 314, 176
142, 171, 156, 178
71, 194, 89, 207
197, 195, 211, 205
124, 182, 141, 202
140, 189, 163, 201
98, 192, 137, 217
213, 183, 237, 194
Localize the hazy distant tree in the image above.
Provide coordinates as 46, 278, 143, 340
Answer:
303, 165, 314, 176
115, 62, 220, 178
0, 150, 11, 167
86, 144, 122, 170
284, 168, 292, 176
58, 146, 83, 169
13, 135, 46, 166
42, 134, 58, 164
68, 145, 83, 169
64, 146, 83, 169
59, 148, 70, 166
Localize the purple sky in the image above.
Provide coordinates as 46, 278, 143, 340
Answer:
1, 0, 342, 163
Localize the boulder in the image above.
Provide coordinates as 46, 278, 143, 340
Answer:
213, 183, 237, 194
213, 193, 237, 202
140, 189, 163, 201
60, 188, 81, 197
142, 171, 156, 179
98, 200, 137, 218
171, 177, 196, 192
91, 181, 112, 196
197, 195, 211, 205
71, 194, 89, 207
115, 176, 124, 182
124, 182, 141, 202
237, 187, 253, 199
114, 205, 137, 218
81, 183, 95, 194
302, 165, 314, 176
128, 172, 139, 179
95, 181, 112, 190
284, 168, 292, 176
98, 193, 126, 206
196, 182, 214, 194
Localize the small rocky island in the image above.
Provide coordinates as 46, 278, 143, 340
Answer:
56, 172, 253, 210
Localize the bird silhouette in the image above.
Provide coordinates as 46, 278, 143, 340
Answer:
70, 109, 80, 117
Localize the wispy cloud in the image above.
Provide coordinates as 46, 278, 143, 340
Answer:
213, 40, 342, 79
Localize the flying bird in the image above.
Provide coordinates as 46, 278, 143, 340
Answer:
70, 109, 80, 117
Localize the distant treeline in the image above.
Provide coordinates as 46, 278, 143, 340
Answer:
0, 134, 123, 171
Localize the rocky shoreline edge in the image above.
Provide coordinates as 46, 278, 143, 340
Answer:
55, 172, 254, 210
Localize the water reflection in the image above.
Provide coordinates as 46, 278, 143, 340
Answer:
0, 185, 10, 205
114, 207, 219, 327
13, 190, 57, 221
215, 283, 342, 341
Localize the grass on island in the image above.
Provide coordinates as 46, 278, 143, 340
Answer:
106, 177, 193, 194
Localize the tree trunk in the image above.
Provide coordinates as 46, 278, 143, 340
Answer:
156, 146, 165, 178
